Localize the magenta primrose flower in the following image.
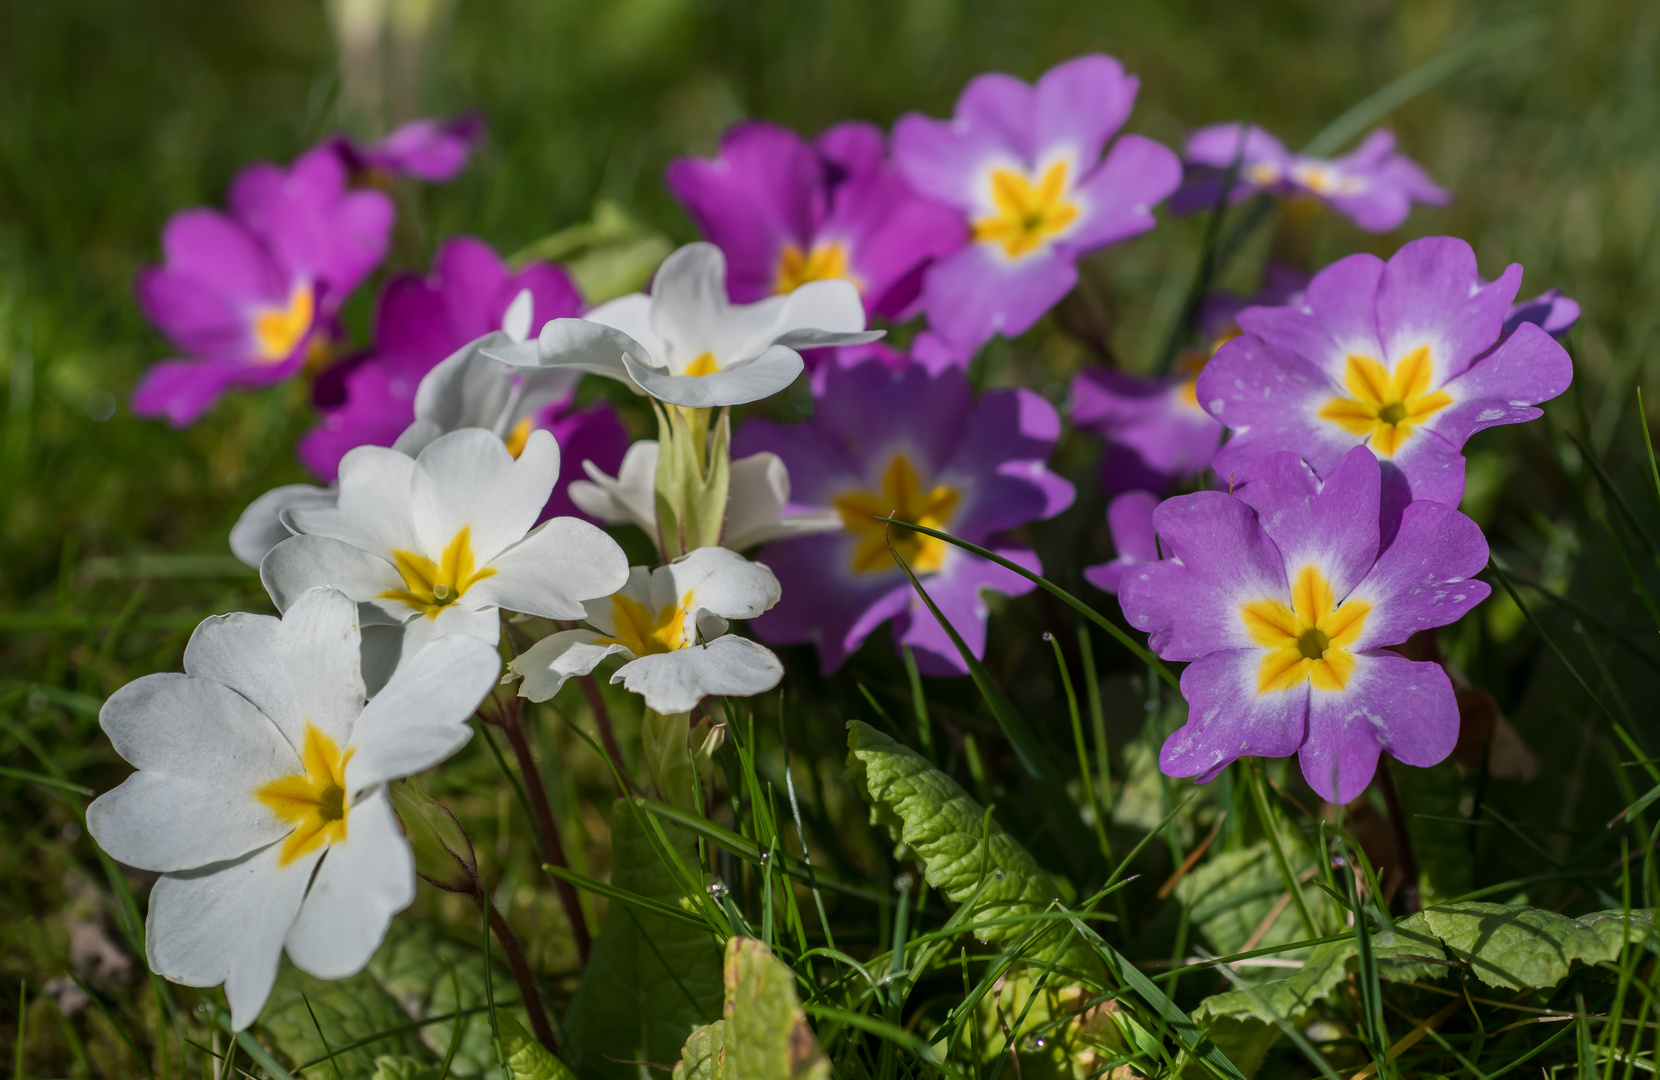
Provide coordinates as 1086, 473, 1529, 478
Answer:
1199, 237, 1574, 511
893, 54, 1182, 351
299, 236, 626, 521
132, 146, 394, 426
735, 359, 1074, 675
331, 113, 485, 183
668, 120, 965, 319
1121, 447, 1490, 802
1083, 490, 1158, 594
1174, 125, 1448, 233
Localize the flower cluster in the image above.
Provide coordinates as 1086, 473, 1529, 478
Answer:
98, 44, 1582, 1038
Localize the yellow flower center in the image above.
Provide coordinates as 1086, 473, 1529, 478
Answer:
972, 161, 1081, 259
379, 526, 497, 618
596, 590, 694, 656
832, 453, 962, 575
682, 352, 721, 377
504, 416, 535, 459
1290, 162, 1366, 197
1240, 565, 1370, 694
1316, 346, 1453, 457
775, 241, 857, 294
255, 722, 353, 866
251, 282, 316, 363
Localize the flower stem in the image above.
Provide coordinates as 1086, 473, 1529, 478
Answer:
497, 696, 593, 965
472, 888, 560, 1054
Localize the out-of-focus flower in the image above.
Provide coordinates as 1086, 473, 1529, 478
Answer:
569, 441, 841, 553
132, 147, 394, 425
1119, 447, 1489, 802
668, 120, 964, 319
299, 237, 625, 521
1072, 266, 1308, 493
86, 588, 499, 1029
893, 54, 1182, 351
735, 359, 1073, 675
509, 546, 783, 714
1200, 237, 1574, 513
486, 243, 881, 408
262, 429, 628, 653
1173, 125, 1448, 233
1083, 491, 1159, 594
1503, 288, 1580, 341
330, 113, 486, 183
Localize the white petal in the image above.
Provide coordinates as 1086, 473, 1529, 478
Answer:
668, 547, 782, 622
722, 453, 788, 550
261, 536, 406, 621
646, 243, 730, 362
230, 484, 334, 569
146, 841, 321, 1031
473, 335, 540, 370
610, 636, 783, 714
622, 344, 804, 408
292, 446, 419, 555
360, 623, 405, 698
769, 278, 876, 342
408, 335, 506, 436
527, 317, 646, 382
391, 417, 444, 458
583, 293, 665, 364
345, 633, 500, 790
411, 428, 552, 562
467, 516, 629, 620
502, 287, 534, 342
734, 509, 846, 551
580, 565, 655, 636
284, 789, 413, 979
568, 440, 660, 533
509, 629, 631, 703
88, 673, 299, 873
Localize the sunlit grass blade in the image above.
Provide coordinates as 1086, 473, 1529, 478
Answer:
876, 515, 1179, 690
541, 863, 711, 930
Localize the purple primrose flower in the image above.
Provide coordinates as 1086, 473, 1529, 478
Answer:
132, 146, 394, 426
1504, 288, 1580, 341
331, 113, 485, 183
299, 236, 626, 521
668, 120, 965, 319
1174, 125, 1448, 233
893, 54, 1182, 351
1083, 490, 1159, 594
1199, 236, 1574, 512
735, 359, 1074, 675
1120, 447, 1490, 802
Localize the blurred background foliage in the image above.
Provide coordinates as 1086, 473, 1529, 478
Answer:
3, 0, 1660, 1075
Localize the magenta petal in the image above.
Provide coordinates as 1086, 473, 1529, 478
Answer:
1084, 490, 1159, 594
1161, 648, 1310, 784
829, 171, 967, 319
1430, 322, 1574, 447
1348, 500, 1490, 651
922, 242, 1077, 349
1237, 253, 1385, 378
431, 236, 512, 341
816, 121, 886, 177
1032, 55, 1138, 167
1300, 651, 1457, 803
130, 358, 247, 427
1237, 447, 1382, 599
1375, 237, 1519, 381
896, 546, 1040, 676
156, 209, 288, 303
296, 359, 421, 482
1064, 134, 1182, 252
135, 268, 249, 355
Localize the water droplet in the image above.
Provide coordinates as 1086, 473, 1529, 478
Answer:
1042, 631, 1053, 642
994, 869, 1006, 882
707, 881, 730, 902
894, 872, 914, 893
1032, 1037, 1047, 1049
758, 852, 771, 867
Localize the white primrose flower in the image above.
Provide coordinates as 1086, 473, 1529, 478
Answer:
261, 427, 629, 653
508, 546, 784, 714
86, 588, 501, 1030
483, 242, 882, 408
569, 440, 841, 553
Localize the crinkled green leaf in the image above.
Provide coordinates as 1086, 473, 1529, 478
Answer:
497, 1012, 578, 1080
671, 1020, 726, 1080
845, 720, 1104, 981
368, 920, 522, 1077
563, 804, 723, 1080
1422, 902, 1654, 990
972, 977, 1130, 1080
722, 937, 829, 1080
1176, 840, 1316, 961
260, 962, 434, 1079
371, 1056, 441, 1080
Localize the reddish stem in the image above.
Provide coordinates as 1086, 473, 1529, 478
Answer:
472, 888, 560, 1054
497, 697, 594, 965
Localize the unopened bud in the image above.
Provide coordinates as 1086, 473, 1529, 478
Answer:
390, 778, 477, 893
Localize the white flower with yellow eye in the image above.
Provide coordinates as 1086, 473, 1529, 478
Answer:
509, 546, 783, 714
261, 427, 629, 654
483, 242, 881, 408
568, 440, 841, 554
86, 589, 500, 1030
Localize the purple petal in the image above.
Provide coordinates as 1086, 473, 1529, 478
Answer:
921, 242, 1078, 349
1236, 252, 1385, 380
816, 121, 887, 177
1348, 500, 1490, 651
1161, 648, 1310, 784
896, 546, 1040, 675
1503, 289, 1580, 340
1071, 367, 1222, 481
748, 533, 910, 674
1234, 446, 1380, 599
131, 357, 257, 427
1374, 237, 1517, 384
1182, 123, 1292, 171
1084, 490, 1159, 594
1300, 650, 1457, 803
827, 170, 967, 319
1429, 322, 1573, 447
1198, 336, 1357, 486
1062, 134, 1182, 253
1032, 55, 1138, 169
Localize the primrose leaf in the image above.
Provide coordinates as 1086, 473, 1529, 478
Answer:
370, 1057, 441, 1080
1175, 840, 1317, 963
496, 1012, 579, 1080
260, 962, 434, 1079
563, 803, 723, 1080
845, 719, 1105, 982
671, 1020, 726, 1080
722, 937, 829, 1080
1422, 902, 1654, 990
368, 919, 523, 1077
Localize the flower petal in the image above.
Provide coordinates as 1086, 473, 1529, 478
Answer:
261, 535, 406, 620
466, 515, 630, 620
668, 546, 782, 624
610, 635, 783, 714
509, 629, 630, 703
1347, 500, 1490, 651
1300, 650, 1457, 803
230, 484, 336, 569
1160, 648, 1310, 784
344, 633, 501, 791
622, 343, 805, 407
283, 788, 414, 979
291, 444, 419, 556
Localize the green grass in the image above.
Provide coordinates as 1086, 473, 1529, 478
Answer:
4, 0, 1660, 1076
